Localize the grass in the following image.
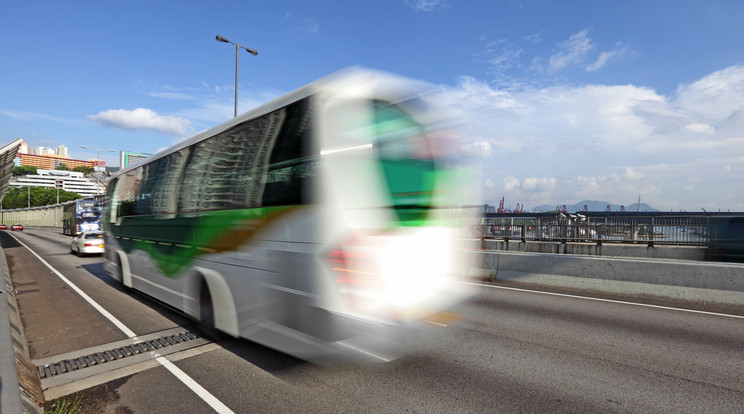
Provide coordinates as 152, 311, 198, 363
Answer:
45, 395, 83, 414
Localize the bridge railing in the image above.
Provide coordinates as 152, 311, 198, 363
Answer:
469, 212, 743, 247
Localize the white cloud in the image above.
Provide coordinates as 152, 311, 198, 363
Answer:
549, 29, 594, 71
405, 0, 446, 12
685, 123, 715, 134
676, 65, 744, 119
87, 108, 195, 137
624, 167, 646, 180
444, 64, 744, 211
477, 38, 523, 75
302, 17, 319, 34
459, 140, 493, 158
504, 176, 520, 191
490, 48, 522, 72
148, 91, 195, 100
525, 32, 543, 43
144, 82, 283, 127
0, 109, 76, 124
586, 42, 629, 72
522, 177, 556, 192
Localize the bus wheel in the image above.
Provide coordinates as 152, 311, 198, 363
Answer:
116, 257, 131, 291
198, 281, 222, 341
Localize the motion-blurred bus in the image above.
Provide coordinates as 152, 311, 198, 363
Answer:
63, 199, 103, 235
103, 68, 478, 362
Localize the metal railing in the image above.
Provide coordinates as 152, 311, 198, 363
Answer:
468, 212, 744, 247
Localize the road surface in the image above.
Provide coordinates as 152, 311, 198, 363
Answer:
3, 228, 743, 413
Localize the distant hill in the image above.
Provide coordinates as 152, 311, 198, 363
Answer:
529, 199, 659, 213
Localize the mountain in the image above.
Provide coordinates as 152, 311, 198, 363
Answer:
529, 199, 659, 213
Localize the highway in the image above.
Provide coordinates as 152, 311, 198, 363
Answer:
3, 228, 744, 413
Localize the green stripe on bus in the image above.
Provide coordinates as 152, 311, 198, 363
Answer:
114, 205, 298, 278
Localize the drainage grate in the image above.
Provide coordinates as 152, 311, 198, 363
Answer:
38, 331, 201, 379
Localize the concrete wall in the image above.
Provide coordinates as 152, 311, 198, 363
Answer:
1, 204, 66, 227
477, 250, 744, 308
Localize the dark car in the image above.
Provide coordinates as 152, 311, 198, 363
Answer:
11, 224, 23, 231
0, 224, 7, 230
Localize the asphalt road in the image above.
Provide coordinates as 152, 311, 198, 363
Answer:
4, 228, 744, 413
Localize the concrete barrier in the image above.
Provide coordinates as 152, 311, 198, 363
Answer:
477, 250, 744, 308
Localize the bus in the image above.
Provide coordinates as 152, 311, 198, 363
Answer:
103, 68, 479, 362
63, 199, 103, 235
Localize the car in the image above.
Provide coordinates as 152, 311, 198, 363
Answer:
0, 224, 7, 230
10, 224, 23, 231
70, 231, 105, 256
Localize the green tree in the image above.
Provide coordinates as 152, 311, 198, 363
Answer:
1, 187, 82, 209
56, 163, 70, 171
12, 166, 38, 176
72, 166, 94, 174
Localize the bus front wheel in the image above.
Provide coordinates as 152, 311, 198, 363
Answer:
198, 281, 222, 341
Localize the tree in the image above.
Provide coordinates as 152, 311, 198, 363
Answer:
56, 163, 70, 171
12, 166, 38, 176
72, 166, 94, 174
0, 187, 82, 209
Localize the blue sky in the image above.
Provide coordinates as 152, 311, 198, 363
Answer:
2, 0, 744, 211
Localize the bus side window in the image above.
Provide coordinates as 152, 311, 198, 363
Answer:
108, 177, 119, 223
262, 98, 315, 207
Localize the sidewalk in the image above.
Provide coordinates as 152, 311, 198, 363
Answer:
1, 244, 42, 414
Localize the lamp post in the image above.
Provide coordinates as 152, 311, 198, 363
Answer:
81, 146, 115, 195
216, 35, 258, 118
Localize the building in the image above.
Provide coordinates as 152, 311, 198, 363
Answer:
9, 169, 104, 197
35, 146, 55, 156
55, 145, 69, 158
120, 151, 152, 168
90, 159, 107, 171
16, 153, 96, 170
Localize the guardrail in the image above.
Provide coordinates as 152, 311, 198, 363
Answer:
469, 212, 744, 249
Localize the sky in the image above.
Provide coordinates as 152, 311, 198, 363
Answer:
2, 0, 744, 212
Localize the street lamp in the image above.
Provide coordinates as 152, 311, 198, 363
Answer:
216, 35, 258, 118
81, 146, 115, 195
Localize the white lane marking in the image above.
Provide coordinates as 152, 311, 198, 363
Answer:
336, 341, 391, 362
465, 282, 744, 320
12, 235, 137, 337
11, 234, 234, 413
157, 357, 235, 414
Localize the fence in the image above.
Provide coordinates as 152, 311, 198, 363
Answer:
471, 212, 744, 247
